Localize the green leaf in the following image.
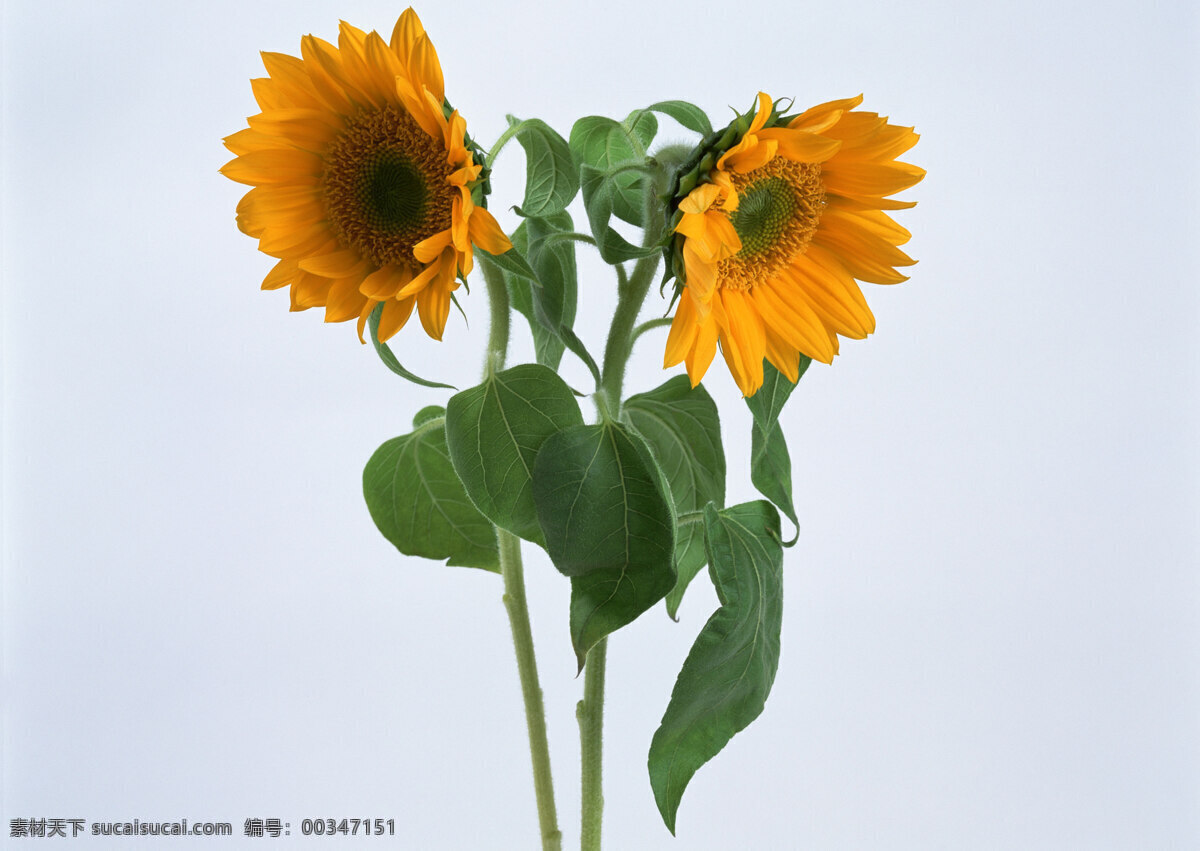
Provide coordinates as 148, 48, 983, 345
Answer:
744, 360, 811, 542
445, 365, 585, 545
622, 377, 725, 619
492, 222, 565, 370
512, 117, 579, 216
363, 410, 498, 571
648, 500, 784, 834
580, 163, 666, 264
525, 212, 580, 363
477, 242, 538, 284
624, 108, 659, 150
642, 100, 713, 137
366, 303, 456, 390
532, 423, 676, 667
570, 115, 655, 226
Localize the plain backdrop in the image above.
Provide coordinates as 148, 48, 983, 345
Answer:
3, 0, 1198, 847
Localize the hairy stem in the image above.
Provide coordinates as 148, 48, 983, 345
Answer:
577, 638, 608, 851
500, 530, 563, 851
483, 258, 560, 850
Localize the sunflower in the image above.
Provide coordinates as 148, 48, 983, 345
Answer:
221, 9, 512, 343
662, 92, 923, 396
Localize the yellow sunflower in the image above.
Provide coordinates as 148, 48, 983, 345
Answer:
221, 9, 512, 342
663, 92, 923, 395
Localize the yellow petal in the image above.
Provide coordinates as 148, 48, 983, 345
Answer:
413, 229, 453, 265
468, 207, 513, 255
751, 279, 837, 364
718, 289, 766, 396
756, 127, 842, 163
299, 249, 370, 278
299, 36, 354, 114
722, 137, 778, 173
220, 148, 322, 185
324, 274, 370, 323
408, 33, 445, 104
360, 264, 412, 300
664, 291, 700, 368
748, 92, 773, 134
822, 160, 926, 198
377, 295, 417, 342
763, 326, 802, 382
679, 182, 722, 215
416, 251, 456, 340
789, 95, 864, 133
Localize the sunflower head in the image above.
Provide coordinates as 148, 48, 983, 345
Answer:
661, 92, 924, 396
221, 9, 512, 344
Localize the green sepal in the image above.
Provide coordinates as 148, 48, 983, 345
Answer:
362, 410, 499, 571
445, 365, 585, 546
622, 376, 726, 619
580, 163, 668, 264
366, 303, 457, 390
648, 500, 784, 834
744, 360, 811, 543
531, 423, 676, 668
510, 116, 579, 216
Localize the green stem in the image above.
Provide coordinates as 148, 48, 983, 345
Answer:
487, 119, 522, 164
580, 191, 667, 848
577, 638, 608, 851
482, 256, 560, 850
480, 257, 511, 378
630, 316, 673, 348
500, 530, 563, 851
598, 242, 662, 416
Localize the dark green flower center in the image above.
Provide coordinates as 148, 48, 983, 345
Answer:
357, 148, 428, 233
729, 178, 798, 258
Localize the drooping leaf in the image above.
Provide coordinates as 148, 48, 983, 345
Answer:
637, 100, 714, 137
744, 359, 811, 541
511, 117, 579, 216
648, 501, 784, 834
363, 409, 498, 571
622, 377, 726, 618
525, 212, 585, 375
580, 163, 665, 264
366, 303, 456, 390
531, 423, 676, 667
445, 365, 585, 545
570, 115, 656, 226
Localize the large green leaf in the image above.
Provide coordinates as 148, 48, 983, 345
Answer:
363, 409, 498, 571
445, 365, 585, 545
648, 501, 784, 834
569, 114, 656, 226
531, 423, 676, 667
512, 117, 579, 216
744, 360, 811, 540
622, 376, 725, 619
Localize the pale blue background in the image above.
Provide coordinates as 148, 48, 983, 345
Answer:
3, 0, 1197, 847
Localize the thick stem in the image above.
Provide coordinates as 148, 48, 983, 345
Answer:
577, 638, 608, 851
483, 259, 560, 850
480, 257, 511, 378
500, 530, 563, 851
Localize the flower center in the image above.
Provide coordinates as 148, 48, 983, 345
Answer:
717, 158, 825, 291
323, 106, 453, 270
